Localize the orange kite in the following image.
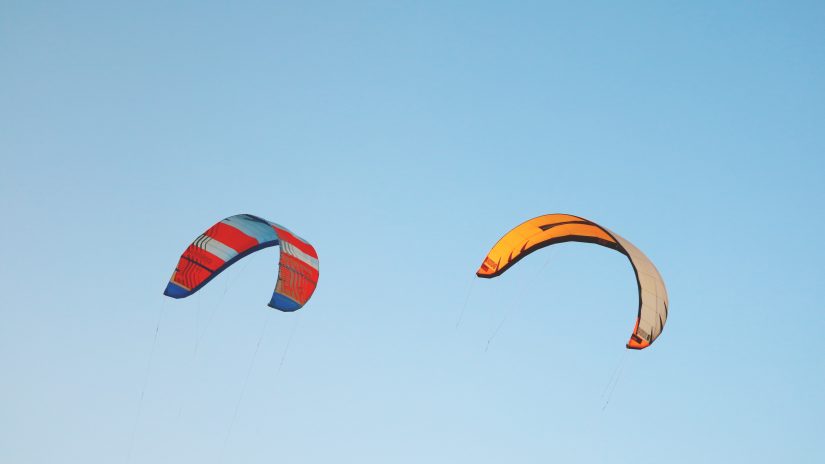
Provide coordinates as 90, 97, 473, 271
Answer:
477, 214, 668, 349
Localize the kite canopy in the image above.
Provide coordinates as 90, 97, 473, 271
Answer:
164, 214, 319, 312
476, 214, 668, 349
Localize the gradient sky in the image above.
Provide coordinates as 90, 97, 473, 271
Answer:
2, 1, 824, 463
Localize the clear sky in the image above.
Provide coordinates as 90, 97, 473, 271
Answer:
2, 1, 824, 463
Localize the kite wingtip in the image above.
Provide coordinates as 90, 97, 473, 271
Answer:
626, 334, 650, 350
163, 282, 190, 299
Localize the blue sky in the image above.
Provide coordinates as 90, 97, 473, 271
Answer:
2, 1, 824, 463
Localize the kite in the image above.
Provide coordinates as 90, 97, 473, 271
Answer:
163, 214, 319, 311
477, 214, 667, 349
